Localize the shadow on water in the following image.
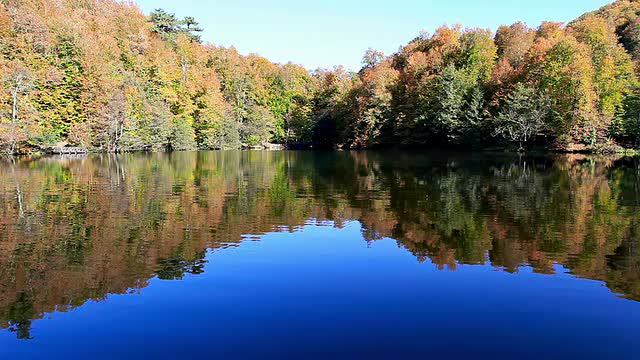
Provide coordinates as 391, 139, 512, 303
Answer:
0, 150, 639, 339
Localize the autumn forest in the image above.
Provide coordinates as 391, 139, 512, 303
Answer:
2, 0, 640, 154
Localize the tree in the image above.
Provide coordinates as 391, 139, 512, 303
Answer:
310, 67, 354, 148
614, 86, 640, 146
93, 92, 128, 152
1, 62, 34, 154
167, 117, 196, 151
32, 35, 88, 142
571, 16, 636, 121
148, 9, 181, 41
362, 48, 384, 69
460, 28, 497, 83
461, 86, 486, 145
539, 36, 597, 146
148, 9, 203, 43
181, 16, 203, 43
495, 22, 536, 67
429, 65, 466, 143
494, 83, 550, 150
493, 22, 536, 86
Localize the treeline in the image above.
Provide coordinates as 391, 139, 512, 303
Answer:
2, 0, 640, 153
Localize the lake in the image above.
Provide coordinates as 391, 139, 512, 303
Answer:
0, 151, 638, 359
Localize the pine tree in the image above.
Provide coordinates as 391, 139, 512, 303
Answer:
148, 9, 181, 41
432, 65, 465, 143
461, 87, 486, 145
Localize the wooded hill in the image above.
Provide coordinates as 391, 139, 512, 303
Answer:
2, 0, 640, 153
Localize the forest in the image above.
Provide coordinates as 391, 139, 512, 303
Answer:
2, 0, 640, 153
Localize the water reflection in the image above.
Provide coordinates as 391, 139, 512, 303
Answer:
0, 151, 639, 340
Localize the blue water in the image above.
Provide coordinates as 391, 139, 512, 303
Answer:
1, 222, 637, 359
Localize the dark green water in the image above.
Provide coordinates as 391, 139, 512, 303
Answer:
0, 151, 638, 359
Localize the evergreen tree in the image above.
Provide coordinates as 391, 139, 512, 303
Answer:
148, 9, 203, 43
431, 65, 466, 143
148, 9, 181, 41
461, 87, 486, 145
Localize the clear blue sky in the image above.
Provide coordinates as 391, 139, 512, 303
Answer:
135, 0, 613, 70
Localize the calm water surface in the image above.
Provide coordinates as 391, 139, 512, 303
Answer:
0, 151, 638, 359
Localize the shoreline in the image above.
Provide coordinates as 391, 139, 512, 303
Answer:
5, 146, 638, 159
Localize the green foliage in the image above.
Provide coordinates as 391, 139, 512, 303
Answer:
571, 16, 636, 120
494, 84, 551, 149
33, 36, 87, 141
537, 36, 600, 146
148, 9, 203, 43
119, 94, 172, 152
6, 293, 35, 340
167, 117, 196, 151
460, 28, 497, 82
461, 87, 487, 145
156, 250, 207, 280
362, 48, 384, 68
615, 86, 640, 146
429, 65, 468, 142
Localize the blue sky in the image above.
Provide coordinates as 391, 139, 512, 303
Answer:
135, 0, 612, 70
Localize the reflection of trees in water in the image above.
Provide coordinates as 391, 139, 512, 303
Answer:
0, 151, 639, 338
156, 248, 208, 281
7, 292, 34, 340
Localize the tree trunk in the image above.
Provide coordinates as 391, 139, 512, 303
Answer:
9, 73, 26, 154
10, 79, 20, 154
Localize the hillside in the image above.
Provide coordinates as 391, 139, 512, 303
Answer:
574, 0, 640, 59
1, 0, 640, 153
0, 0, 317, 153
